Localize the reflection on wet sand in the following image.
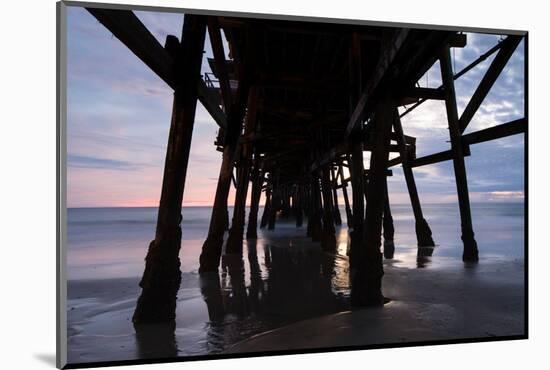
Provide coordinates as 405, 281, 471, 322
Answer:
155, 228, 348, 356
417, 246, 434, 268
134, 321, 178, 360
202, 234, 348, 333
383, 240, 395, 259
91, 223, 492, 362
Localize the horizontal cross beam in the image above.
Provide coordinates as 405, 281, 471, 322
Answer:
388, 118, 525, 168
462, 118, 525, 145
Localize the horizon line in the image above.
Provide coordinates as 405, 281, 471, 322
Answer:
67, 200, 525, 210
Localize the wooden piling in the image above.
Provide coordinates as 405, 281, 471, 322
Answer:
133, 15, 206, 323
393, 112, 435, 246
246, 159, 262, 239
352, 95, 394, 307
260, 187, 271, 229
309, 177, 323, 242
440, 47, 479, 262
306, 184, 313, 237
294, 186, 304, 227
198, 78, 251, 272
267, 190, 278, 230
348, 32, 365, 270
382, 177, 395, 259
340, 162, 353, 228
226, 87, 259, 254
330, 167, 343, 226
321, 166, 337, 251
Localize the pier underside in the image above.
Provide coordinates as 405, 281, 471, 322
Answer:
86, 7, 525, 324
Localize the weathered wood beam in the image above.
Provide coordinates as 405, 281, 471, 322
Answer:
256, 71, 349, 87
348, 30, 365, 283
364, 143, 401, 152
393, 111, 435, 247
462, 118, 526, 145
86, 8, 227, 129
311, 30, 411, 174
339, 164, 353, 228
399, 40, 504, 119
440, 47, 479, 262
382, 178, 395, 259
397, 31, 456, 87
402, 87, 445, 101
390, 132, 416, 145
351, 95, 394, 307
207, 17, 233, 113
133, 14, 207, 324
308, 177, 323, 241
459, 35, 522, 133
449, 33, 467, 48
387, 118, 524, 168
260, 188, 271, 229
197, 82, 227, 128
226, 87, 260, 254
344, 29, 410, 138
330, 167, 343, 226
309, 142, 349, 172
311, 140, 401, 174
364, 169, 393, 176
246, 160, 263, 239
387, 156, 402, 168
320, 167, 337, 251
412, 145, 471, 168
199, 74, 251, 273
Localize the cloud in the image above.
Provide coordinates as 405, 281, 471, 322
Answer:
66, 8, 525, 208
488, 191, 524, 200
68, 154, 148, 171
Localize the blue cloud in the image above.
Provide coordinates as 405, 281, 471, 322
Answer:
68, 154, 146, 171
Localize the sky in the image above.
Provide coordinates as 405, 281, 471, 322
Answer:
66, 7, 525, 208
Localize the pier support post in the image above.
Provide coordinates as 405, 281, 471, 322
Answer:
226, 87, 259, 254
133, 15, 206, 323
340, 162, 353, 228
352, 96, 393, 307
225, 158, 251, 254
280, 188, 291, 218
267, 190, 278, 230
198, 80, 251, 272
294, 187, 304, 227
309, 178, 323, 242
348, 31, 365, 269
393, 112, 435, 247
349, 138, 365, 264
330, 167, 343, 226
321, 167, 337, 251
440, 47, 479, 262
306, 185, 313, 237
246, 160, 262, 239
382, 177, 395, 258
260, 187, 271, 229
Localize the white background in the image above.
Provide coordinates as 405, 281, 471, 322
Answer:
0, 0, 547, 369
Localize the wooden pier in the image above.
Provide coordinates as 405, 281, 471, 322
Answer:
86, 7, 526, 323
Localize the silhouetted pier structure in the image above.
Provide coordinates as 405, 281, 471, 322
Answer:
86, 7, 525, 323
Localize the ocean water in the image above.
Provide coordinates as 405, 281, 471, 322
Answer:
67, 203, 525, 280
66, 202, 525, 363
